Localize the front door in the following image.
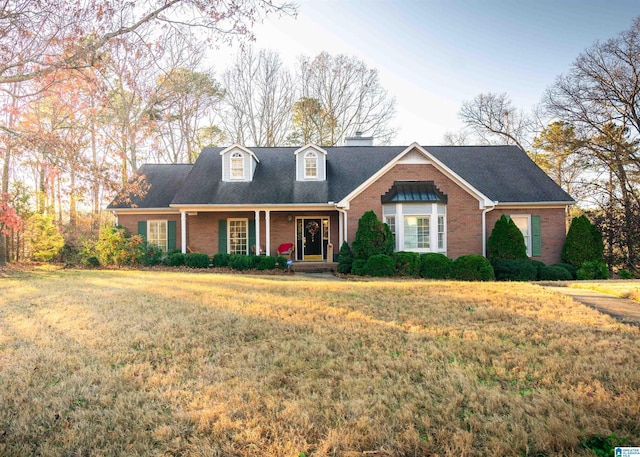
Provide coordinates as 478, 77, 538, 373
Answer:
297, 218, 326, 261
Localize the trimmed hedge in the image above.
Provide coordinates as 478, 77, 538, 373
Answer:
165, 252, 186, 267
493, 259, 538, 281
229, 254, 252, 271
420, 253, 452, 279
352, 211, 394, 260
562, 215, 604, 267
185, 252, 210, 268
539, 265, 573, 281
363, 254, 396, 277
552, 263, 577, 280
212, 252, 230, 267
257, 255, 277, 270
451, 255, 495, 281
276, 255, 289, 269
394, 251, 421, 277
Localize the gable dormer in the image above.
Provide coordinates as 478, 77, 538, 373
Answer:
220, 144, 259, 182
294, 144, 327, 181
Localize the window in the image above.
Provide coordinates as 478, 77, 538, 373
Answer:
510, 215, 531, 256
304, 151, 318, 178
437, 215, 445, 250
404, 216, 430, 250
385, 216, 396, 240
230, 152, 244, 179
148, 220, 168, 251
228, 219, 248, 255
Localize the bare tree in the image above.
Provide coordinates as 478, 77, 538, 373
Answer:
459, 92, 532, 151
297, 52, 396, 145
544, 17, 640, 270
221, 48, 295, 146
442, 130, 470, 146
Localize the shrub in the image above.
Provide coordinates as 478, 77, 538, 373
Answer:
257, 255, 277, 270
362, 254, 396, 277
276, 255, 289, 269
493, 259, 538, 281
394, 251, 421, 277
553, 263, 577, 280
487, 215, 528, 264
351, 259, 366, 276
82, 255, 100, 267
337, 241, 354, 274
451, 254, 495, 281
539, 265, 573, 281
185, 252, 210, 268
139, 243, 164, 266
577, 261, 610, 280
530, 260, 546, 280
618, 269, 634, 279
26, 213, 65, 261
562, 215, 604, 267
165, 252, 186, 267
351, 211, 394, 260
420, 253, 452, 279
212, 252, 230, 267
229, 254, 252, 271
94, 225, 140, 266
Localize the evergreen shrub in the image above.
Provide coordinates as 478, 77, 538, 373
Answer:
139, 243, 163, 266
577, 261, 610, 280
394, 251, 421, 276
451, 254, 495, 281
487, 215, 528, 264
553, 263, 577, 280
229, 254, 252, 271
276, 255, 288, 269
257, 255, 277, 270
337, 241, 354, 274
351, 259, 366, 276
351, 211, 394, 260
165, 252, 185, 267
185, 252, 210, 268
618, 269, 634, 279
530, 260, 546, 280
212, 252, 230, 267
562, 215, 604, 267
539, 265, 573, 281
363, 254, 396, 277
493, 259, 538, 281
420, 253, 452, 279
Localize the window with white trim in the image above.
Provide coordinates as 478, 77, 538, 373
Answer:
383, 203, 446, 253
404, 216, 430, 250
228, 218, 248, 255
148, 220, 168, 251
510, 215, 531, 256
230, 152, 244, 179
304, 151, 318, 178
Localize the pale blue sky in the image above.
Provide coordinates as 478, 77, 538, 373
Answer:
214, 0, 639, 144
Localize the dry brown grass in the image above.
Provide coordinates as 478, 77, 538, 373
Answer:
1, 268, 639, 456
566, 280, 640, 302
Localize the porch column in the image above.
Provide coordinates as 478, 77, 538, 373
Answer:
265, 210, 271, 256
339, 210, 344, 246
180, 210, 187, 254
254, 210, 260, 255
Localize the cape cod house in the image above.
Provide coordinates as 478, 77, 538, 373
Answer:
108, 137, 574, 266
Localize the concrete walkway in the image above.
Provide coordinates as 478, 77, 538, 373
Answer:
542, 286, 640, 326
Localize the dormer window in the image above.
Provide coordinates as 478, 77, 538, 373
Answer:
304, 151, 318, 179
230, 152, 244, 179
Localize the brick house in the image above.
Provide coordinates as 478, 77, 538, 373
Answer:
108, 139, 574, 265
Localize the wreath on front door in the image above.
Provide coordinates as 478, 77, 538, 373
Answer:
306, 221, 320, 242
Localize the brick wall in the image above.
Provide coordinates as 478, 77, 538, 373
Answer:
347, 163, 484, 259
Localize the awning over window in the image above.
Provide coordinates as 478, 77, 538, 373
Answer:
381, 180, 448, 204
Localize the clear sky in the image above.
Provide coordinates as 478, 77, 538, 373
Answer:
212, 0, 639, 145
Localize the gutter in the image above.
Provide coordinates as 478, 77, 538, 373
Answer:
481, 202, 497, 257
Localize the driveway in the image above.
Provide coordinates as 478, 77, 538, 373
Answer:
542, 285, 640, 326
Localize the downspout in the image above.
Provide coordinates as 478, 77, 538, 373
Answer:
337, 207, 348, 245
481, 201, 497, 257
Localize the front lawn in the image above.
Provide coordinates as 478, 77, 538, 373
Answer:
0, 269, 638, 456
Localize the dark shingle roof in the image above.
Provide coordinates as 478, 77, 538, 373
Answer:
111, 145, 573, 209
107, 164, 193, 209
